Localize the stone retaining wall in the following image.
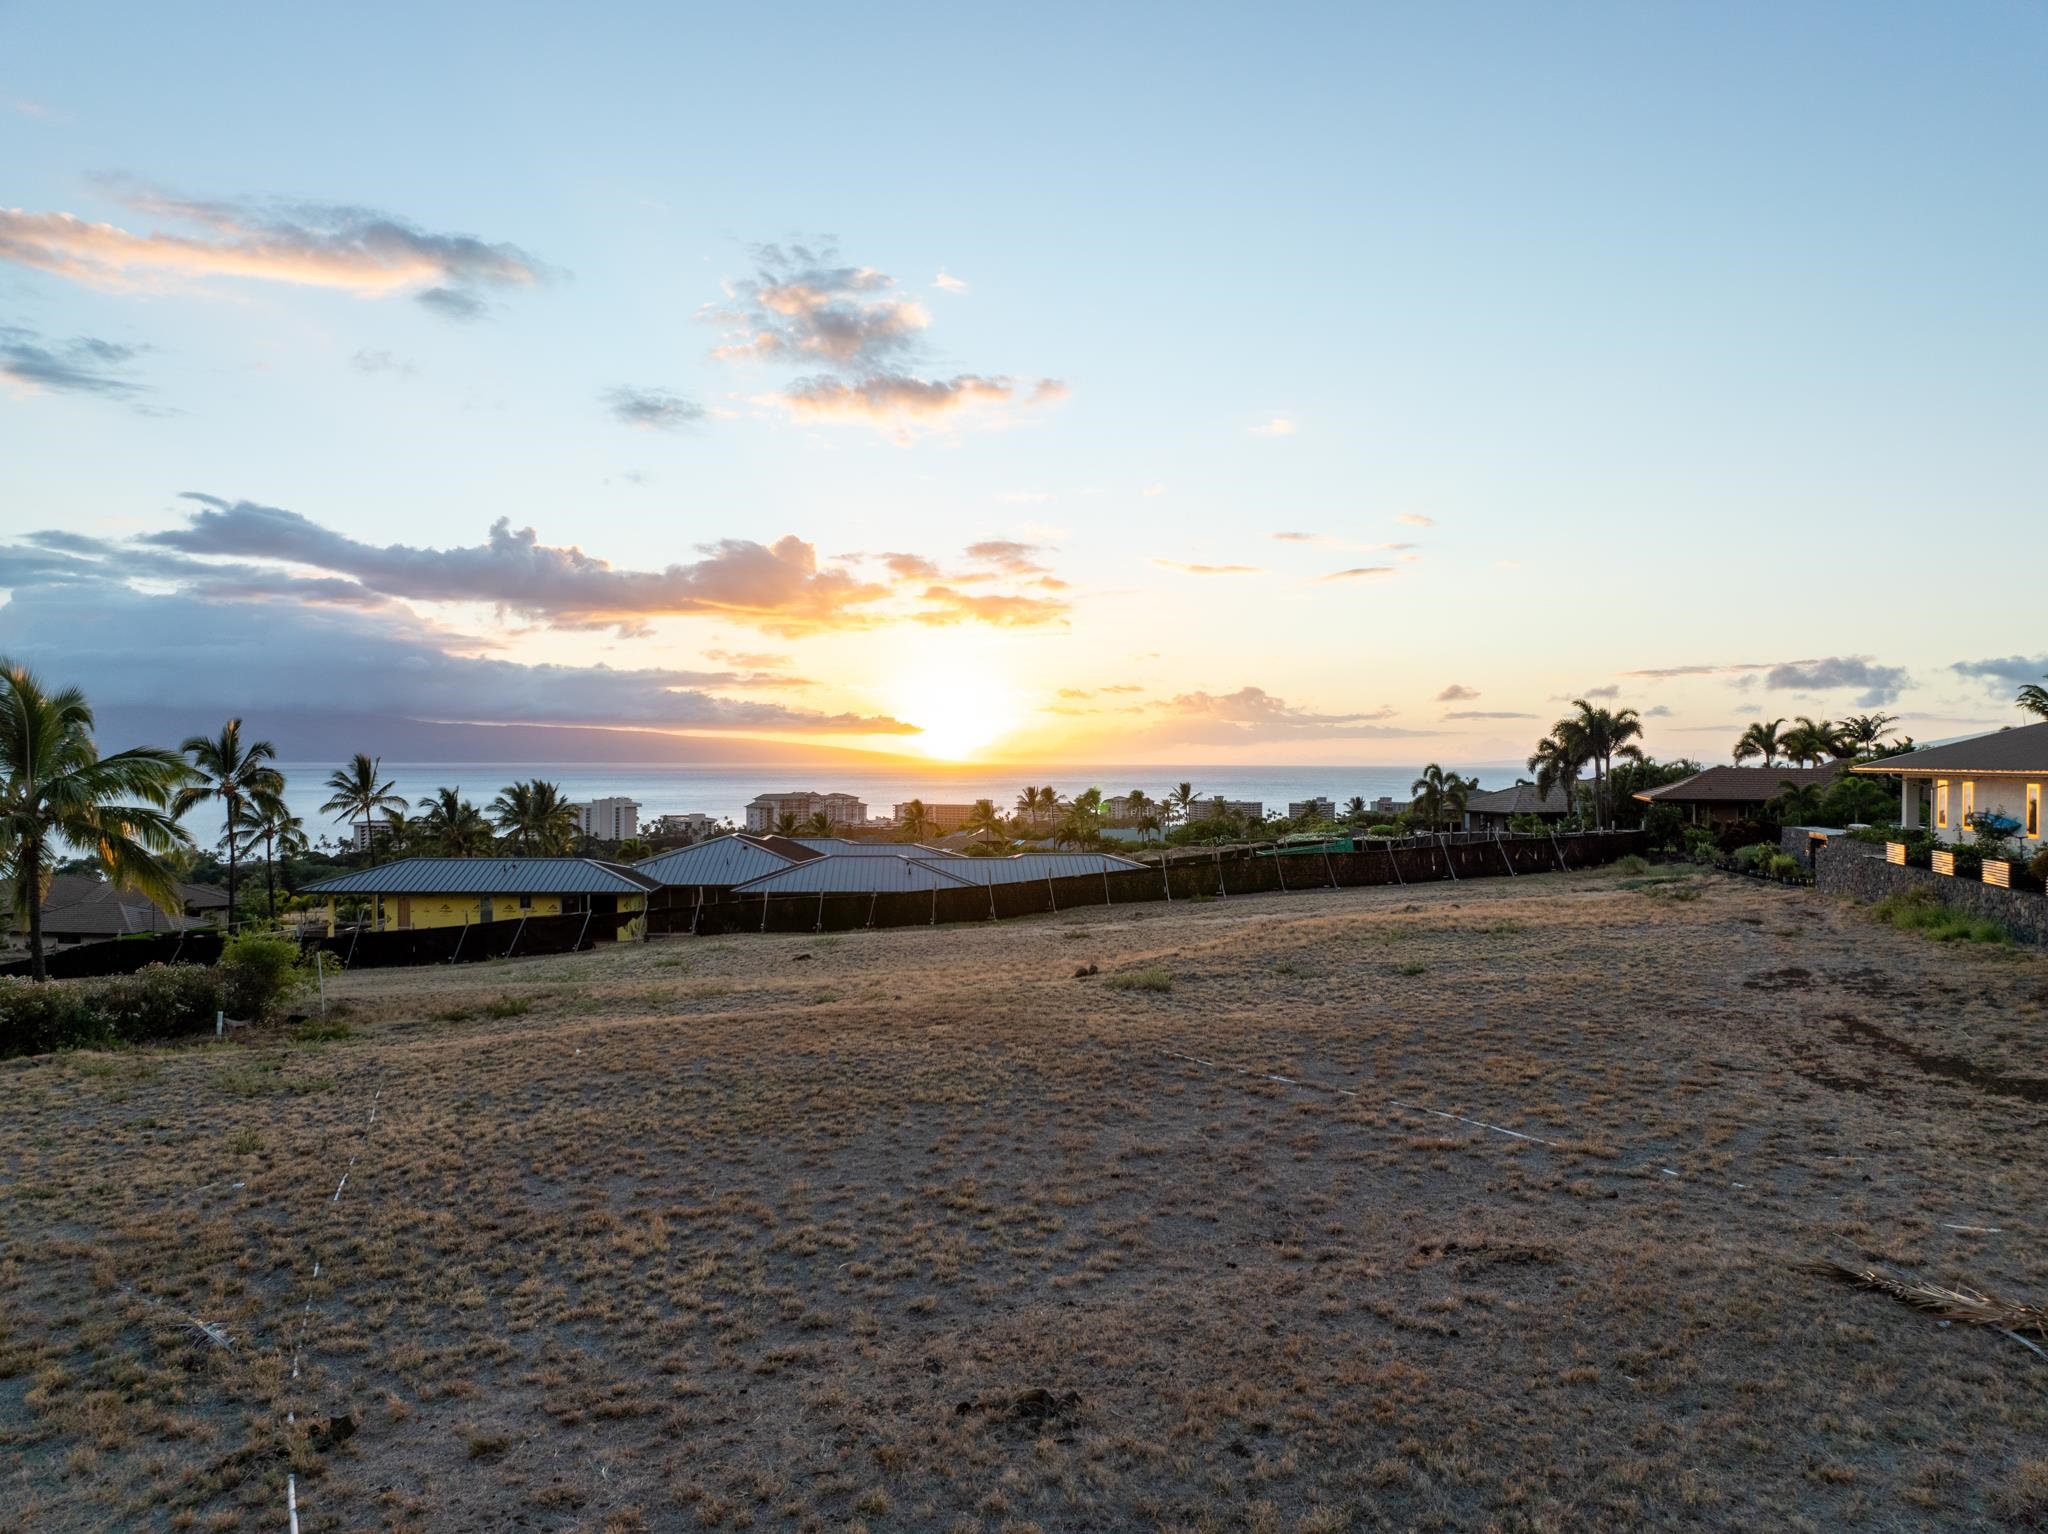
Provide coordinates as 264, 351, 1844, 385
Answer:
1814, 839, 2048, 946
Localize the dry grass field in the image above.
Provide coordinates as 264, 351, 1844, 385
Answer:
4, 865, 2047, 1533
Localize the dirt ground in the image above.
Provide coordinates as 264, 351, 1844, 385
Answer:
3, 865, 2046, 1533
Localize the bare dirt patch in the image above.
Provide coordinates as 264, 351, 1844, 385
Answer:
2, 867, 2044, 1532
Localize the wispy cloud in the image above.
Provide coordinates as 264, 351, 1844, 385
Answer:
0, 324, 148, 400
934, 269, 967, 293
1154, 560, 1260, 576
1396, 512, 1434, 527
1436, 683, 1479, 702
1320, 566, 1394, 581
1444, 710, 1537, 720
1249, 416, 1297, 436
1765, 655, 1911, 706
349, 348, 417, 380
602, 386, 704, 431
0, 184, 545, 311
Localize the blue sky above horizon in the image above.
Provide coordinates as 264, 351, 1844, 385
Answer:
3, 1, 2044, 769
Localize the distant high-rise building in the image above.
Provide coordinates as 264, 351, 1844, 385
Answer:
895, 802, 978, 833
655, 812, 717, 839
1288, 797, 1336, 821
573, 797, 641, 841
745, 791, 867, 832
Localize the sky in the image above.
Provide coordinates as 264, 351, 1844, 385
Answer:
3, 1, 2045, 771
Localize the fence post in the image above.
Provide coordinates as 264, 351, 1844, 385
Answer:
1046, 873, 1057, 914
1497, 833, 1517, 877
691, 888, 703, 936
1276, 848, 1289, 893
1322, 846, 1337, 889
1102, 870, 1111, 908
450, 916, 468, 964
315, 950, 326, 1018
215, 1009, 223, 1039
930, 888, 937, 926
761, 894, 770, 933
1161, 853, 1172, 903
1549, 829, 1568, 872
1437, 833, 1460, 881
817, 891, 827, 933
507, 914, 528, 958
577, 909, 593, 950
867, 891, 878, 929
1215, 848, 1228, 896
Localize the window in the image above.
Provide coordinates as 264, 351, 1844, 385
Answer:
519, 895, 534, 910
1961, 780, 1975, 824
1935, 779, 1949, 830
2029, 783, 2042, 839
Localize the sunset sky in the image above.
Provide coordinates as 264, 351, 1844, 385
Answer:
3, 3, 2044, 768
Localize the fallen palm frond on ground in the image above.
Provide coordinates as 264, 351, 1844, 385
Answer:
1802, 1258, 2048, 1338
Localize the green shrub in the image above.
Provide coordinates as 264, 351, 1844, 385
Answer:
1683, 826, 1719, 863
2031, 847, 2048, 882
1871, 886, 2011, 945
1613, 854, 1650, 875
217, 933, 311, 1021
1766, 853, 1803, 878
0, 964, 227, 1058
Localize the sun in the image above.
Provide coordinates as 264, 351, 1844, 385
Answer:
890, 665, 1019, 761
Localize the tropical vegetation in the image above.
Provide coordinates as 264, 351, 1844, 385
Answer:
174, 719, 283, 918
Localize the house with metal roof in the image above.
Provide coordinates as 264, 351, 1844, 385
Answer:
1632, 763, 1846, 824
302, 857, 658, 935
932, 852, 1147, 885
633, 834, 813, 897
1850, 723, 2048, 847
729, 853, 980, 896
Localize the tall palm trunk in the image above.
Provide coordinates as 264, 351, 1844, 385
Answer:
224, 803, 240, 923
24, 839, 45, 983
264, 828, 277, 920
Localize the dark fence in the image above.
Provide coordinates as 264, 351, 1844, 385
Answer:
0, 928, 226, 980
647, 831, 1647, 937
308, 908, 641, 970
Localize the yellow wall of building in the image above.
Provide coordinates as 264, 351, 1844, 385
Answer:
367, 892, 645, 931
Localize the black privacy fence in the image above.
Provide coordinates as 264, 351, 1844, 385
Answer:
647, 831, 1649, 938
308, 909, 643, 970
0, 929, 226, 980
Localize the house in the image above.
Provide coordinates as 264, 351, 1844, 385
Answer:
1631, 762, 1846, 824
573, 797, 642, 841
1288, 797, 1336, 821
744, 791, 867, 832
725, 848, 1144, 899
302, 857, 658, 936
11, 875, 230, 944
1849, 723, 2048, 847
1462, 780, 1575, 832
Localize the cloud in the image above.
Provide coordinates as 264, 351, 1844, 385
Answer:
1443, 710, 1537, 720
708, 240, 1062, 435
1624, 660, 1784, 680
349, 348, 417, 380
1141, 484, 1165, 497
1764, 655, 1911, 706
140, 495, 892, 636
602, 386, 704, 431
1952, 655, 2048, 688
1581, 684, 1620, 699
1154, 560, 1260, 576
0, 583, 907, 736
1436, 683, 1479, 703
415, 285, 488, 322
1133, 686, 1420, 746
963, 539, 1051, 574
1396, 513, 1434, 527
1645, 705, 1673, 717
705, 648, 793, 669
0, 325, 148, 399
935, 269, 967, 293
913, 586, 1069, 627
1320, 566, 1394, 581
1249, 417, 1297, 436
879, 552, 942, 580
0, 186, 544, 311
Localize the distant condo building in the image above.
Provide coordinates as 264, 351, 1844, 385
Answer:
1190, 796, 1264, 822
1288, 797, 1336, 820
351, 818, 400, 852
574, 797, 642, 841
655, 812, 717, 838
745, 791, 867, 832
894, 802, 978, 833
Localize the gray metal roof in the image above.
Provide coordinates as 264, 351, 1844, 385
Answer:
634, 835, 807, 888
1465, 781, 1575, 815
303, 857, 660, 897
930, 852, 1149, 885
1850, 722, 2048, 776
729, 854, 979, 895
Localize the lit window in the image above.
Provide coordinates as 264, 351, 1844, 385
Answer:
1935, 780, 1949, 829
1962, 780, 1975, 824
2029, 783, 2042, 839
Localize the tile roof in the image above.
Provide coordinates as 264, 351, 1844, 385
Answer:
1634, 763, 1846, 804
303, 857, 659, 897
1465, 782, 1574, 815
1848, 722, 2048, 776
37, 899, 207, 937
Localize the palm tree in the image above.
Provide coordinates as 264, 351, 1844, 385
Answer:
773, 810, 802, 837
1771, 779, 1827, 824
489, 779, 579, 853
1562, 699, 1643, 830
2017, 675, 2048, 721
0, 660, 194, 980
1781, 716, 1844, 768
1167, 782, 1198, 827
614, 837, 650, 861
1014, 786, 1057, 832
801, 811, 831, 836
898, 799, 934, 842
1733, 718, 1787, 769
1411, 763, 1456, 832
1053, 801, 1100, 849
420, 787, 495, 855
1528, 724, 1589, 826
243, 800, 308, 921
1135, 809, 1164, 846
1343, 795, 1367, 822
1119, 788, 1153, 827
321, 754, 408, 865
964, 798, 1006, 843
1838, 713, 1899, 754
174, 720, 283, 920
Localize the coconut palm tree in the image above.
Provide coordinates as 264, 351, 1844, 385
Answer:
801, 811, 831, 836
1014, 786, 1056, 831
1781, 716, 1845, 768
489, 779, 580, 853
2017, 675, 2048, 721
1528, 723, 1590, 826
964, 798, 1006, 844
898, 799, 934, 842
1167, 782, 1198, 827
1559, 700, 1643, 830
1837, 713, 1899, 754
1343, 795, 1367, 822
1733, 718, 1787, 769
614, 837, 650, 861
1119, 788, 1153, 827
321, 754, 408, 865
1135, 809, 1164, 846
174, 720, 284, 920
0, 660, 194, 980
773, 811, 802, 837
242, 800, 309, 921
1411, 764, 1455, 832
1053, 800, 1100, 849
420, 787, 495, 855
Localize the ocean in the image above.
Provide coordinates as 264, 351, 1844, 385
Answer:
258, 761, 1533, 846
